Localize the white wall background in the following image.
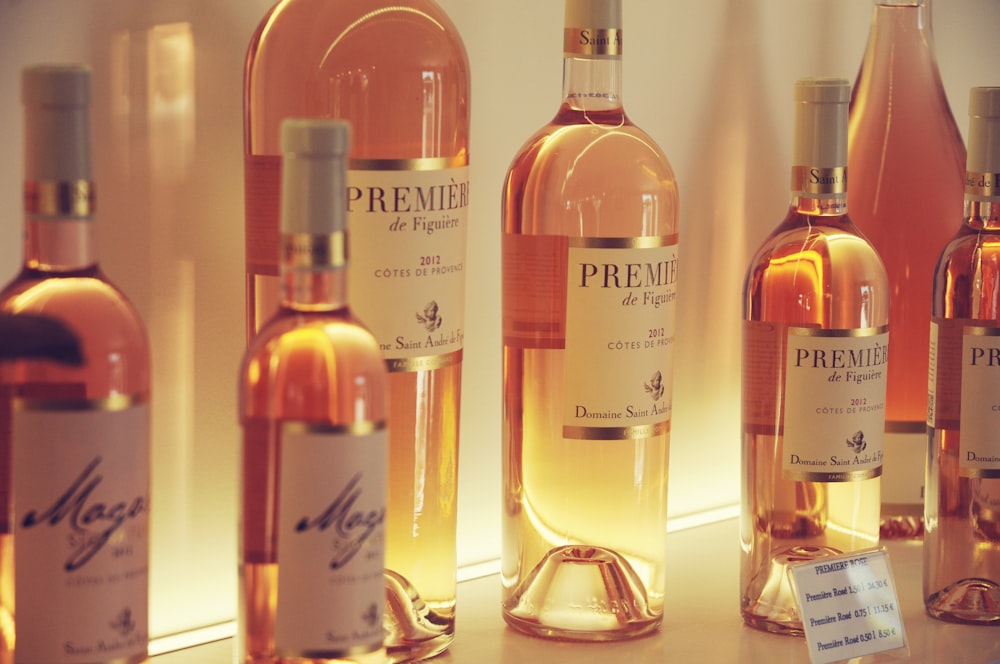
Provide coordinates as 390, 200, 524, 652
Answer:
0, 0, 997, 640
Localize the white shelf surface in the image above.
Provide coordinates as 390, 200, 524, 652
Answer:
153, 518, 1000, 663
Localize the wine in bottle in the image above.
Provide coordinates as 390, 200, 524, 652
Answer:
238, 119, 389, 662
501, 0, 679, 641
925, 86, 1000, 625
741, 78, 888, 635
243, 2, 470, 659
0, 64, 151, 664
848, 0, 967, 539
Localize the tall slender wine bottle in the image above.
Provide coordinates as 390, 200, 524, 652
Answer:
501, 0, 679, 641
741, 78, 888, 635
0, 64, 151, 663
848, 0, 967, 539
244, 3, 470, 659
925, 87, 1000, 625
239, 119, 389, 662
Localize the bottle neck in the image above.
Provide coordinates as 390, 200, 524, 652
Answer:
279, 232, 349, 311
22, 180, 98, 272
561, 55, 624, 113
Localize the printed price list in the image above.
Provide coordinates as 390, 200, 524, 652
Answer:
789, 550, 907, 664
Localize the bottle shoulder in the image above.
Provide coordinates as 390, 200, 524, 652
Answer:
241, 308, 388, 423
744, 209, 890, 327
0, 268, 150, 395
503, 107, 679, 237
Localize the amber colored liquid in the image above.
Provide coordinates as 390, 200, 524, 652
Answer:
848, 1, 967, 536
0, 221, 151, 664
502, 103, 678, 640
244, 3, 468, 659
239, 303, 389, 663
741, 208, 886, 634
925, 203, 1000, 625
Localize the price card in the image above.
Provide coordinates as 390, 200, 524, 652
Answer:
789, 548, 908, 664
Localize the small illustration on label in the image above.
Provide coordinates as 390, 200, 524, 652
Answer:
361, 603, 379, 628
110, 606, 137, 637
846, 430, 867, 454
416, 301, 442, 332
644, 370, 665, 401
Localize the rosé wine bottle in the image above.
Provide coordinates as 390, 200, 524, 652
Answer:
925, 87, 1000, 625
0, 64, 151, 664
741, 78, 888, 635
848, 0, 967, 539
239, 120, 390, 663
244, 2, 469, 660
501, 0, 679, 641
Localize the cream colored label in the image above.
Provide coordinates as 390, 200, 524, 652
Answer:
347, 162, 468, 372
966, 171, 1000, 200
275, 423, 387, 658
563, 28, 622, 57
13, 397, 149, 663
562, 237, 678, 440
782, 327, 888, 481
959, 327, 1000, 478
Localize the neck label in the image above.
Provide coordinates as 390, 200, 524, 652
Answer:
564, 28, 622, 57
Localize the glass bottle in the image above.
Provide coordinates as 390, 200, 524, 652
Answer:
848, 0, 967, 539
244, 3, 470, 659
0, 64, 151, 663
501, 0, 679, 641
238, 119, 389, 662
925, 86, 1000, 625
741, 78, 888, 635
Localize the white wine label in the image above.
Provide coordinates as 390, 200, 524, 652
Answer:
789, 548, 908, 664
347, 162, 469, 373
13, 396, 150, 663
274, 423, 387, 658
562, 236, 678, 440
782, 326, 888, 481
959, 326, 1000, 478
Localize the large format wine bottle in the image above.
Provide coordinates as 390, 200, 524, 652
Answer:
501, 0, 679, 641
925, 87, 1000, 625
741, 78, 888, 635
0, 64, 151, 663
239, 119, 389, 663
244, 3, 470, 660
848, 0, 966, 539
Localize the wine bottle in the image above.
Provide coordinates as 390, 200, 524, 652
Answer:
848, 0, 967, 539
925, 86, 1000, 625
501, 0, 679, 641
0, 64, 151, 663
238, 119, 389, 662
741, 78, 888, 635
244, 2, 469, 659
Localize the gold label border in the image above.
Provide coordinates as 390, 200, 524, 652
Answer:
282, 419, 387, 436
13, 392, 149, 413
784, 466, 882, 483
563, 420, 671, 441
350, 156, 467, 172
570, 234, 679, 250
386, 349, 462, 373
